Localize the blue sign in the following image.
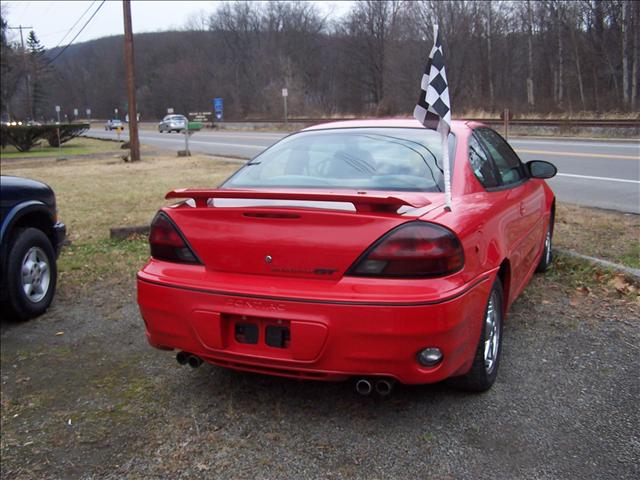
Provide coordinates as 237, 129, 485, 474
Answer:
213, 98, 223, 120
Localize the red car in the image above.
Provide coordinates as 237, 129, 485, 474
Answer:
137, 119, 556, 394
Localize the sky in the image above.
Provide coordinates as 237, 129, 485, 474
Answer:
1, 0, 353, 49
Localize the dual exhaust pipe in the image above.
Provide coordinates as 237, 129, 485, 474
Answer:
355, 378, 395, 396
177, 352, 393, 396
176, 351, 203, 368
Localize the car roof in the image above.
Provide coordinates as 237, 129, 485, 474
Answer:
302, 118, 472, 134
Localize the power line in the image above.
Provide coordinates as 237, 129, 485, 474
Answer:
52, 1, 97, 49
47, 0, 106, 66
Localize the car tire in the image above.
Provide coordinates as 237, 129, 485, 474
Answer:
536, 214, 554, 273
448, 277, 503, 392
4, 228, 58, 321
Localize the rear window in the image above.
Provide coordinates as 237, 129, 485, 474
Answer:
223, 128, 455, 192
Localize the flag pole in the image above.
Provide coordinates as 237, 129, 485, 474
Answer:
413, 23, 453, 212
439, 123, 452, 211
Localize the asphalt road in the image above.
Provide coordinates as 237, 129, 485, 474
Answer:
88, 129, 640, 214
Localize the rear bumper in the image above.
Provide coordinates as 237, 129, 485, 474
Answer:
137, 271, 494, 385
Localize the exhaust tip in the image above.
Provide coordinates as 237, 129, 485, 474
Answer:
187, 355, 203, 369
375, 379, 394, 396
176, 351, 189, 365
355, 378, 373, 396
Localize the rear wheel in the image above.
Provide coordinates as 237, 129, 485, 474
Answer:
449, 278, 503, 392
4, 228, 57, 320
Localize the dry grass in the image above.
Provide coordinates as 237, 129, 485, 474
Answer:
1, 153, 242, 243
555, 203, 640, 269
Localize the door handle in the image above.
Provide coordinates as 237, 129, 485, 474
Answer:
519, 202, 525, 216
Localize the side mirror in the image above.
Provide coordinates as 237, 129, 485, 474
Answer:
526, 160, 557, 179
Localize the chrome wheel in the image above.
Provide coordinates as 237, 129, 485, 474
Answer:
544, 229, 552, 264
483, 290, 500, 374
21, 246, 51, 303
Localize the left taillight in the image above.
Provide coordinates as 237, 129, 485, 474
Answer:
149, 212, 200, 264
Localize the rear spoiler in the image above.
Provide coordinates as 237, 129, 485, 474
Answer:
165, 189, 428, 213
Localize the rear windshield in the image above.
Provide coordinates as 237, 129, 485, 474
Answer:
224, 127, 454, 192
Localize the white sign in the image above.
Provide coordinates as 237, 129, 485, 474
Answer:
282, 88, 288, 97
167, 107, 174, 114
73, 108, 78, 116
115, 108, 118, 114
86, 108, 91, 116
55, 105, 61, 112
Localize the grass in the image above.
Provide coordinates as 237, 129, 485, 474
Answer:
1, 147, 638, 290
0, 137, 121, 159
2, 152, 241, 243
554, 203, 640, 269
1, 150, 241, 287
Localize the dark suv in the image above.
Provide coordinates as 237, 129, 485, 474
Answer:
0, 176, 66, 320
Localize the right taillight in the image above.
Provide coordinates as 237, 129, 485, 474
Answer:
347, 222, 464, 278
149, 212, 200, 264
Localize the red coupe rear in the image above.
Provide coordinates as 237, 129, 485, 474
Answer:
137, 119, 556, 393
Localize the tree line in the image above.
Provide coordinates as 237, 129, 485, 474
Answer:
1, 0, 638, 122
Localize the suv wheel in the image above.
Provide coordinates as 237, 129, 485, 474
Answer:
5, 228, 57, 320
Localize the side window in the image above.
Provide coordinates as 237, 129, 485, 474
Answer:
469, 134, 500, 188
475, 128, 526, 185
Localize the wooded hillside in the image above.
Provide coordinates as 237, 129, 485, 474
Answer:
2, 0, 639, 121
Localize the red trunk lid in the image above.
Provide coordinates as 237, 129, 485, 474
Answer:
162, 189, 440, 280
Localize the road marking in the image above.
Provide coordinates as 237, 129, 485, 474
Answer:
556, 173, 640, 184
516, 149, 639, 160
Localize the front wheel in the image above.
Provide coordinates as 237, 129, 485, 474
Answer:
4, 228, 58, 320
448, 277, 503, 392
536, 216, 554, 273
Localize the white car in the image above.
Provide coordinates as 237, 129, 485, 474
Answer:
105, 119, 124, 130
158, 115, 187, 133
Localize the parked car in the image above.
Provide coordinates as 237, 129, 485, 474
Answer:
158, 115, 187, 133
137, 119, 556, 394
105, 119, 124, 131
1, 176, 66, 320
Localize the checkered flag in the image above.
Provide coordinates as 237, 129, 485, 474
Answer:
413, 25, 451, 133
413, 24, 453, 209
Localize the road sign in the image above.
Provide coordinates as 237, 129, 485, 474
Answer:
213, 98, 223, 121
55, 105, 61, 113
282, 88, 288, 97
167, 107, 174, 114
73, 108, 78, 117
188, 111, 213, 123
86, 108, 91, 116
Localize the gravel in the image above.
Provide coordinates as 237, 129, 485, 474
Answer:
1, 273, 638, 480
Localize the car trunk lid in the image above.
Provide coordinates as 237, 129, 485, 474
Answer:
162, 188, 440, 280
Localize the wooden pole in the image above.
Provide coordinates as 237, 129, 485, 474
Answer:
123, 0, 140, 161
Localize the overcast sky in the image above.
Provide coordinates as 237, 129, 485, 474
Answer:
2, 0, 352, 49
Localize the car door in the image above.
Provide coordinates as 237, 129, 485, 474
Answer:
474, 128, 545, 295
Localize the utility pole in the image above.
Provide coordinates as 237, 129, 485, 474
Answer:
122, 0, 140, 161
8, 25, 33, 120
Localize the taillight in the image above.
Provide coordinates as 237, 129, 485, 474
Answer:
149, 213, 200, 264
347, 222, 464, 277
